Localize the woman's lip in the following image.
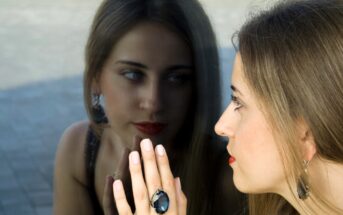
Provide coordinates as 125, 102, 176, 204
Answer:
228, 156, 236, 165
133, 122, 167, 136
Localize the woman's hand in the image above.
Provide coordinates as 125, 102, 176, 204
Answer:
112, 139, 187, 215
103, 136, 141, 215
103, 148, 131, 215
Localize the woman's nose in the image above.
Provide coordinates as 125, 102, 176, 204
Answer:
214, 104, 236, 138
139, 82, 162, 113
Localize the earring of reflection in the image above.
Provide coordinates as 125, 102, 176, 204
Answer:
92, 94, 108, 124
297, 160, 310, 200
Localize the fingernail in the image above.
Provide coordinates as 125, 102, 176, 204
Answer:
141, 138, 152, 151
130, 151, 140, 165
156, 144, 165, 156
113, 180, 122, 196
175, 177, 182, 191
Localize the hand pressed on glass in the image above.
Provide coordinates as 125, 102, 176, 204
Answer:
113, 139, 186, 215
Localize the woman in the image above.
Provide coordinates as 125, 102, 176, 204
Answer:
113, 0, 343, 214
215, 0, 343, 214
53, 0, 243, 214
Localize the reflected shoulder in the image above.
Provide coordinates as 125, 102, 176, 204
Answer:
55, 120, 90, 183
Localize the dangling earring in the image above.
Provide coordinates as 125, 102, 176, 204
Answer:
297, 160, 310, 200
92, 94, 108, 124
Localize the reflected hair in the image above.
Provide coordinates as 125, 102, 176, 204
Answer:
83, 0, 221, 214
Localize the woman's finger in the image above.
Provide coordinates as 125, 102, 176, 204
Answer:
114, 135, 142, 213
155, 144, 177, 213
114, 148, 130, 180
140, 139, 162, 205
113, 179, 133, 215
103, 176, 116, 215
129, 151, 150, 214
174, 177, 187, 215
115, 135, 141, 181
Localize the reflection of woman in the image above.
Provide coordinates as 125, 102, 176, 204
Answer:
215, 0, 343, 214
53, 0, 243, 214
112, 0, 343, 214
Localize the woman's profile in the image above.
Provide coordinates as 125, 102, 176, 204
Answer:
215, 0, 343, 214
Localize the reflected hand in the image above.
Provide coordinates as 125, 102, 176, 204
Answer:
112, 139, 187, 215
103, 136, 141, 215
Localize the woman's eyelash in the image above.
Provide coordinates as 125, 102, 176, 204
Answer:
120, 69, 144, 81
231, 95, 243, 110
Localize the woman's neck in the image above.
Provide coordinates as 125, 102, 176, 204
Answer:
281, 157, 343, 214
102, 129, 127, 162
309, 158, 343, 212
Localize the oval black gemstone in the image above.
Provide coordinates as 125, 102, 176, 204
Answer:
152, 190, 169, 214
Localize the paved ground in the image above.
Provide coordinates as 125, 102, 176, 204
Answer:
0, 0, 265, 214
0, 77, 85, 215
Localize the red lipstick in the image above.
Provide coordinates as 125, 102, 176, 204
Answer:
228, 156, 236, 165
133, 122, 166, 136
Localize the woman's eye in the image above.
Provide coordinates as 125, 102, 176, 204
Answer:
231, 95, 243, 111
121, 69, 144, 81
166, 73, 192, 85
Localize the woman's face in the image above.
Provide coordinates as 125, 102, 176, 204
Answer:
99, 21, 193, 147
215, 54, 286, 194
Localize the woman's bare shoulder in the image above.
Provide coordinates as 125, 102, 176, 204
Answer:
53, 120, 95, 214
59, 120, 89, 144
55, 120, 90, 184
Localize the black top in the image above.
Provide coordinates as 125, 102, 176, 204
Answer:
85, 127, 104, 215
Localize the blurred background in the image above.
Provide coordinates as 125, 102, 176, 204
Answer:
0, 0, 271, 214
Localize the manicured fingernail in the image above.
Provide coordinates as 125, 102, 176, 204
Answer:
130, 151, 140, 165
141, 138, 152, 151
176, 177, 182, 190
113, 180, 122, 196
156, 144, 165, 156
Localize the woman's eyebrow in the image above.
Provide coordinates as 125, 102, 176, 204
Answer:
115, 60, 147, 69
166, 65, 193, 71
116, 60, 193, 72
231, 85, 243, 95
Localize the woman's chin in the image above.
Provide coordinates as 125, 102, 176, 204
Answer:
232, 174, 253, 194
233, 176, 277, 195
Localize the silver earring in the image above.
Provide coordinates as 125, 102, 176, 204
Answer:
297, 160, 310, 200
91, 94, 108, 123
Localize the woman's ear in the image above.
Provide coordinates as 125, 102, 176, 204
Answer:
91, 79, 101, 95
297, 119, 317, 161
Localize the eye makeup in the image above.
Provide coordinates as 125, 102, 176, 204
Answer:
231, 94, 243, 111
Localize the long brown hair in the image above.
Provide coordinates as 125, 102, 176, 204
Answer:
236, 0, 343, 214
83, 0, 222, 214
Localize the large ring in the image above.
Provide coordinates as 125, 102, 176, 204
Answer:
150, 189, 169, 214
